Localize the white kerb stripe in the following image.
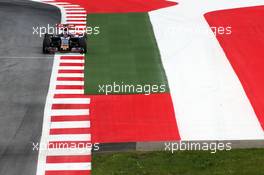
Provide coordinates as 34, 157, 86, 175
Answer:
62, 5, 80, 7
56, 3, 70, 5
58, 73, 84, 78
51, 121, 90, 129
67, 17, 86, 20
58, 54, 84, 57
64, 7, 85, 10
48, 134, 91, 141
65, 10, 86, 13
46, 148, 91, 156
56, 81, 84, 86
59, 66, 84, 70
66, 14, 86, 17
66, 22, 87, 24
51, 109, 89, 116
52, 98, 90, 104
49, 2, 69, 5
46, 163, 91, 171
60, 59, 84, 63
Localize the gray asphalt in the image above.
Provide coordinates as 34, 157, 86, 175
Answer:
0, 0, 60, 174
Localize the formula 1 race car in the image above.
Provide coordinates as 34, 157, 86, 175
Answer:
42, 24, 87, 54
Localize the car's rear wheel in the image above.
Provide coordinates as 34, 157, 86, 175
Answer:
79, 37, 87, 54
43, 33, 51, 54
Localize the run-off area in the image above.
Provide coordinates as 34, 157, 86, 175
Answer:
85, 13, 180, 143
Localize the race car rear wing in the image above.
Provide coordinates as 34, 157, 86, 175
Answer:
56, 23, 75, 32
56, 23, 86, 36
56, 24, 76, 29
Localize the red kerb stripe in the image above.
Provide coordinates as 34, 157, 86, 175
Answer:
46, 155, 91, 163
60, 56, 84, 60
45, 170, 90, 175
54, 94, 88, 98
58, 70, 84, 73
57, 77, 84, 81
56, 85, 84, 89
52, 104, 89, 109
50, 128, 90, 135
51, 115, 89, 122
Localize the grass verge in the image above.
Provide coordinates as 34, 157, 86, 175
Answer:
85, 13, 169, 94
92, 149, 264, 175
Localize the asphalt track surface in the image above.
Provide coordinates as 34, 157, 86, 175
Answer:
0, 0, 60, 174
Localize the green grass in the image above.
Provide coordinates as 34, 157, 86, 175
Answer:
92, 149, 264, 175
85, 13, 169, 94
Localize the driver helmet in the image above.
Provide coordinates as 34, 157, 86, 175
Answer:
63, 27, 68, 37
